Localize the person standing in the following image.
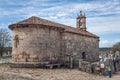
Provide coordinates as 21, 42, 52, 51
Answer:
107, 66, 112, 78
100, 62, 105, 75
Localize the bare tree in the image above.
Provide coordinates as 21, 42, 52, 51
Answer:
111, 42, 120, 52
0, 28, 11, 56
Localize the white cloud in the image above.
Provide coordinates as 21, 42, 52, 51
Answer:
1, 0, 119, 19
100, 38, 120, 47
87, 15, 120, 34
0, 0, 120, 47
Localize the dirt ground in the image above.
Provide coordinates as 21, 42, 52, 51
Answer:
0, 63, 120, 80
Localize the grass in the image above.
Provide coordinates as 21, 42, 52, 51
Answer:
0, 55, 11, 59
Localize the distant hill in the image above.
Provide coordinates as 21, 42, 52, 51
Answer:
99, 47, 111, 51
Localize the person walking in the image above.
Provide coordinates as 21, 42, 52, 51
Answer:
107, 66, 112, 78
100, 62, 105, 75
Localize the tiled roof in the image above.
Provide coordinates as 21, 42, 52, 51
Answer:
9, 16, 99, 38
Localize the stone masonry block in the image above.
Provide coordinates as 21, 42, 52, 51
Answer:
23, 54, 30, 59
30, 54, 38, 59
27, 59, 33, 62
19, 54, 23, 58
20, 58, 27, 62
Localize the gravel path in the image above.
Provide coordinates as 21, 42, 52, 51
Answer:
0, 65, 120, 80
101, 72, 120, 80
0, 64, 105, 80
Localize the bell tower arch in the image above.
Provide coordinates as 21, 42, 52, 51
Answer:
76, 11, 87, 31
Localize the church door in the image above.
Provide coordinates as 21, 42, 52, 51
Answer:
82, 52, 86, 60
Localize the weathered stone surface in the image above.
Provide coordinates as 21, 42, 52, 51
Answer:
9, 15, 99, 68
29, 55, 38, 59
11, 27, 62, 63
62, 32, 99, 66
79, 59, 92, 73
19, 54, 23, 58
20, 58, 27, 62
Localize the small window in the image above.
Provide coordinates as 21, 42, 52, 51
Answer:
14, 35, 19, 48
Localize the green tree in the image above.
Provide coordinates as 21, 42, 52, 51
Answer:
111, 42, 120, 52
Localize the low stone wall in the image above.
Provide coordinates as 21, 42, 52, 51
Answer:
0, 58, 12, 64
78, 59, 100, 74
79, 59, 92, 73
79, 58, 120, 75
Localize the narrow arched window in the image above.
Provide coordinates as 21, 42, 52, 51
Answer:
14, 35, 19, 48
82, 52, 86, 60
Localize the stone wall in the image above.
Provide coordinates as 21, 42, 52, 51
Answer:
79, 59, 92, 73
12, 26, 63, 63
11, 24, 99, 68
79, 59, 100, 74
62, 32, 99, 66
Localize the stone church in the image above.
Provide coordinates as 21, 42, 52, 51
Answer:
9, 11, 99, 68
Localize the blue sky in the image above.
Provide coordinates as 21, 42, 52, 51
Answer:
0, 0, 120, 47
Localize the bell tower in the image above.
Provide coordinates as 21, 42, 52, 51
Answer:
76, 11, 86, 31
